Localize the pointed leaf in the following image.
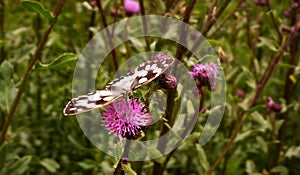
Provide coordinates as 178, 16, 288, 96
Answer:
0, 143, 7, 169
5, 156, 32, 175
40, 158, 60, 173
21, 0, 54, 23
36, 53, 77, 70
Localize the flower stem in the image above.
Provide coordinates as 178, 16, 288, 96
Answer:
160, 89, 204, 173
113, 139, 131, 175
0, 0, 67, 146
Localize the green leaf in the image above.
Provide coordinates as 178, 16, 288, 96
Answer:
21, 0, 54, 23
0, 143, 7, 169
271, 165, 289, 175
5, 156, 32, 175
0, 40, 5, 46
77, 159, 95, 170
257, 37, 278, 52
0, 61, 17, 114
251, 111, 271, 130
40, 158, 60, 173
195, 144, 209, 171
187, 100, 195, 115
122, 164, 137, 175
36, 53, 77, 70
0, 61, 14, 82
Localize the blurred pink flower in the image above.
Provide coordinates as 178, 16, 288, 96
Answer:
124, 0, 140, 14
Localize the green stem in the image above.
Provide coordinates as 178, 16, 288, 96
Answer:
152, 88, 176, 175
113, 139, 131, 175
0, 0, 5, 64
0, 0, 67, 146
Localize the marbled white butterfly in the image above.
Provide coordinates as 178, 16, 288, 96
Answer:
63, 57, 175, 116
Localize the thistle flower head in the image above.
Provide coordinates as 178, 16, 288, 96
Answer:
159, 74, 177, 89
189, 63, 218, 91
102, 99, 152, 139
189, 63, 218, 80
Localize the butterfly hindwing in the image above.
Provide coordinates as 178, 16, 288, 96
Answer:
63, 90, 122, 115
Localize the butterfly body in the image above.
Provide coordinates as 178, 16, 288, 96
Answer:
63, 57, 175, 116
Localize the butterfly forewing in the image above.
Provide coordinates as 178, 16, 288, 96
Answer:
106, 58, 175, 91
63, 90, 122, 115
64, 57, 175, 116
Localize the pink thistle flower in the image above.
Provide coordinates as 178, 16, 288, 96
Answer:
124, 0, 140, 14
102, 99, 152, 139
189, 63, 218, 91
189, 63, 218, 80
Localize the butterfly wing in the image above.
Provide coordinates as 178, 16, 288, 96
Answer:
63, 90, 122, 116
130, 58, 175, 90
105, 71, 136, 92
64, 57, 175, 116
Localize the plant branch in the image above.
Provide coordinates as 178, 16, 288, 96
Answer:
0, 0, 67, 146
175, 0, 197, 61
202, 0, 231, 37
248, 25, 298, 108
188, 0, 232, 58
266, 1, 282, 42
138, 0, 151, 52
152, 88, 176, 175
95, 0, 119, 72
246, 11, 258, 82
207, 23, 299, 175
161, 88, 204, 173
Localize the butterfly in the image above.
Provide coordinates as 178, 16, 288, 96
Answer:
63, 57, 175, 116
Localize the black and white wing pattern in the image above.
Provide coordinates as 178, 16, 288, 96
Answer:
63, 90, 123, 115
106, 58, 175, 91
63, 57, 175, 116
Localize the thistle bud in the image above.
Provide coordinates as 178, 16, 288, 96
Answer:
159, 74, 177, 89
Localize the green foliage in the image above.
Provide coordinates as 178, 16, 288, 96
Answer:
0, 0, 299, 175
21, 0, 54, 23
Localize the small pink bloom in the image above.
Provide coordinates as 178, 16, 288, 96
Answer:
267, 97, 282, 113
124, 0, 140, 14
